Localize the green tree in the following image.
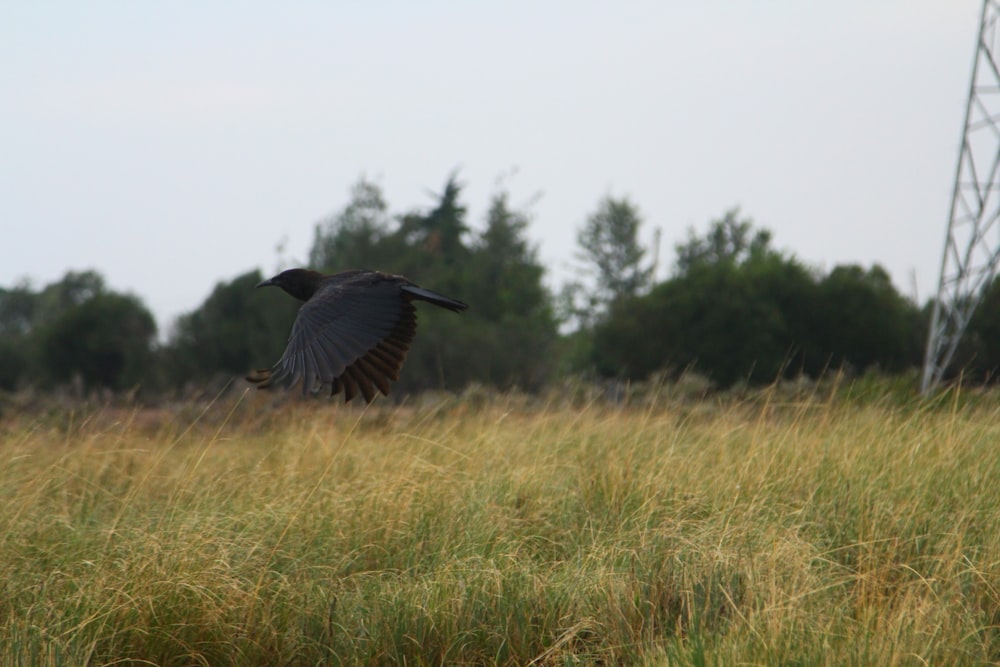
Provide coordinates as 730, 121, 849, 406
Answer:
675, 207, 773, 276
0, 281, 38, 390
1, 271, 159, 392
0, 336, 25, 391
305, 174, 560, 394
396, 173, 470, 271
592, 228, 923, 386
592, 257, 804, 386
951, 277, 1000, 382
34, 270, 106, 325
371, 178, 476, 393
0, 280, 36, 337
38, 291, 157, 391
570, 196, 652, 325
470, 191, 549, 322
310, 177, 402, 272
591, 212, 923, 387
591, 210, 784, 384
165, 270, 298, 387
457, 190, 559, 389
812, 265, 923, 375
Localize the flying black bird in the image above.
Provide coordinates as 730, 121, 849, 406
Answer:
248, 268, 467, 403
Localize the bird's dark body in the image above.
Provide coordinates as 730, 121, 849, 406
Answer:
248, 268, 467, 403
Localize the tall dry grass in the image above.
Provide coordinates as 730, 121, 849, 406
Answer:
2, 384, 1000, 665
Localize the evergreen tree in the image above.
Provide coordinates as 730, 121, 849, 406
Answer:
397, 174, 470, 269
461, 190, 559, 389
310, 177, 400, 271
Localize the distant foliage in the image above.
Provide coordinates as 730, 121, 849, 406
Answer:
0, 280, 36, 390
953, 277, 1000, 382
590, 211, 925, 387
0, 270, 157, 392
163, 270, 299, 389
8, 184, 987, 398
39, 292, 156, 391
310, 174, 559, 393
577, 196, 652, 303
812, 265, 924, 375
675, 207, 773, 275
563, 196, 652, 330
309, 177, 401, 272
458, 190, 559, 389
146, 175, 559, 397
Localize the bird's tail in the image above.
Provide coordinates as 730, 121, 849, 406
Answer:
401, 285, 468, 313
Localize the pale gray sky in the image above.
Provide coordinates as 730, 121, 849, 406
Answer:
0, 1, 983, 331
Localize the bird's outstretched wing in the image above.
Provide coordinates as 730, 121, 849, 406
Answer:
248, 275, 417, 403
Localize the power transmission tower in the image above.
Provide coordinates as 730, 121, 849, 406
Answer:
922, 0, 1000, 393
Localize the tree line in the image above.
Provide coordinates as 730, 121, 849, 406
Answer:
2, 173, 998, 398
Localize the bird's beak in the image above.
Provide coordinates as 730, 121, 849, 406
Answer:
256, 278, 276, 288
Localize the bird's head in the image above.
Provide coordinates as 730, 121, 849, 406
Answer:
256, 268, 324, 302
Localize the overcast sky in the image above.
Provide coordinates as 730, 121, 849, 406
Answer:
1, 1, 984, 331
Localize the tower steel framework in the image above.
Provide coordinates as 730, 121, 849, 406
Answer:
922, 0, 1000, 392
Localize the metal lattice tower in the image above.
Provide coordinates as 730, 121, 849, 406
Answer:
922, 0, 1000, 393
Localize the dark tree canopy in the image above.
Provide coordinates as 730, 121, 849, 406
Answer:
0, 281, 37, 389
165, 270, 299, 388
310, 177, 400, 273
675, 207, 773, 276
404, 175, 471, 266
0, 271, 158, 392
953, 276, 1000, 382
590, 213, 924, 387
812, 265, 923, 375
39, 292, 157, 391
0, 183, 955, 398
161, 175, 560, 396
459, 190, 559, 389
382, 177, 558, 393
0, 280, 36, 337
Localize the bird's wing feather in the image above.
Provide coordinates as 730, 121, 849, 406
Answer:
254, 274, 417, 401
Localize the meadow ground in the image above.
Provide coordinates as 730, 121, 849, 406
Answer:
2, 381, 1000, 665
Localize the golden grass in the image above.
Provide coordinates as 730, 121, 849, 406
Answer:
2, 386, 1000, 665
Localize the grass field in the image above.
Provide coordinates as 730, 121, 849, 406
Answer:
2, 382, 1000, 665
